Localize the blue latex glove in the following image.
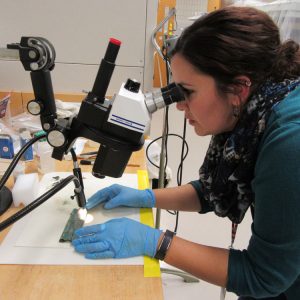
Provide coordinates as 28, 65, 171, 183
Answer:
85, 184, 155, 210
72, 217, 162, 259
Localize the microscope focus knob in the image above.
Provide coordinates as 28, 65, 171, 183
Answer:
27, 100, 44, 115
124, 78, 140, 93
47, 128, 66, 148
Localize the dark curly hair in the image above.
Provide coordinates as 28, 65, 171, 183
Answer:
172, 6, 300, 94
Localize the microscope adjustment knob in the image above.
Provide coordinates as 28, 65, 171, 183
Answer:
27, 100, 43, 115
124, 78, 141, 93
47, 129, 66, 148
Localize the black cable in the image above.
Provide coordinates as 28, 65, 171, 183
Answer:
164, 107, 170, 173
0, 133, 47, 190
145, 134, 189, 169
145, 132, 189, 221
79, 151, 97, 156
177, 118, 187, 185
0, 175, 81, 232
0, 134, 86, 231
163, 58, 171, 176
164, 45, 179, 225
70, 147, 77, 161
174, 117, 187, 234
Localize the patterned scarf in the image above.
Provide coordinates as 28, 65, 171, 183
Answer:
199, 78, 300, 224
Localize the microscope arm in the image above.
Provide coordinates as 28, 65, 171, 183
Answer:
2, 37, 58, 131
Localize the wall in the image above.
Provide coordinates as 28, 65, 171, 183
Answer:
176, 0, 208, 31
0, 0, 158, 94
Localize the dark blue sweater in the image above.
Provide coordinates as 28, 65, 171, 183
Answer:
190, 86, 300, 299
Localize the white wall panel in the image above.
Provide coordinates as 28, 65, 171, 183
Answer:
0, 61, 143, 95
0, 0, 158, 92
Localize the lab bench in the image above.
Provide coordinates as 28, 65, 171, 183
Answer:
0, 147, 163, 300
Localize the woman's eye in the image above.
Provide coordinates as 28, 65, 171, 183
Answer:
176, 84, 194, 99
182, 87, 194, 98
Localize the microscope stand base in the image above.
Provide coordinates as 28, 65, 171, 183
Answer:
161, 267, 200, 283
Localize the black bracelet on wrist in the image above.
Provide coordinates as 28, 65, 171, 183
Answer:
154, 230, 175, 261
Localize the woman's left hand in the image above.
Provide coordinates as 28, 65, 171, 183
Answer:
72, 217, 162, 259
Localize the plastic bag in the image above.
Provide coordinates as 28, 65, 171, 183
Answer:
227, 0, 300, 43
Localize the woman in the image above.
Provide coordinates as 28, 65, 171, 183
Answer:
72, 7, 300, 299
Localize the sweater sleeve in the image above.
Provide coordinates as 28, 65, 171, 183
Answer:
226, 101, 300, 297
189, 180, 213, 213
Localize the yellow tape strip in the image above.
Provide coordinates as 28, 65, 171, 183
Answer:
137, 170, 161, 278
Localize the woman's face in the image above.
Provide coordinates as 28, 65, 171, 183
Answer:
171, 54, 238, 136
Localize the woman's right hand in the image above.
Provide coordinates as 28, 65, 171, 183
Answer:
85, 184, 156, 210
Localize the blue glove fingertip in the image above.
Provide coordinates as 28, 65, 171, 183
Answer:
74, 244, 85, 252
74, 228, 84, 237
74, 224, 106, 238
103, 202, 114, 209
85, 202, 92, 210
86, 251, 115, 259
72, 239, 80, 246
86, 195, 106, 210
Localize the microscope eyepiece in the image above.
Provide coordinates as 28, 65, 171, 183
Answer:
160, 82, 185, 105
144, 82, 185, 113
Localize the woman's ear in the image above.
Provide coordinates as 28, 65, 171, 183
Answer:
231, 75, 252, 106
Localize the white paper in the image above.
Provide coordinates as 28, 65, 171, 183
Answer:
0, 172, 144, 265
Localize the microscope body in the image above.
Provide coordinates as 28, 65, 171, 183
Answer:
59, 80, 152, 178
